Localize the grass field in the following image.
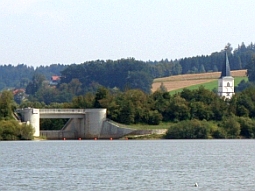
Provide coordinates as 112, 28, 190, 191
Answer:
169, 76, 248, 95
126, 122, 175, 130
152, 69, 247, 93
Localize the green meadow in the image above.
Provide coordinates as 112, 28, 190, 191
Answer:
170, 76, 248, 95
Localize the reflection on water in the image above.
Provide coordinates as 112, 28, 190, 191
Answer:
0, 140, 254, 190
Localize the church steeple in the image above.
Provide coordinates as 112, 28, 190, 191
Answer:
220, 50, 231, 77
218, 46, 234, 99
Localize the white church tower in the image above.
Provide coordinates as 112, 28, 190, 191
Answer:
218, 48, 234, 99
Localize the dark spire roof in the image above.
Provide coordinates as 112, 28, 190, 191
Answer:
220, 51, 231, 77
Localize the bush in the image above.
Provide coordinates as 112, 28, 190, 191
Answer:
238, 117, 255, 138
18, 123, 34, 140
0, 120, 34, 140
220, 116, 241, 138
211, 128, 227, 139
165, 119, 211, 139
147, 111, 162, 125
0, 120, 19, 140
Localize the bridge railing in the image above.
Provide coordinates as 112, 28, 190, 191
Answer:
39, 109, 86, 114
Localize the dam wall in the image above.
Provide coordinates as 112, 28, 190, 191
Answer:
99, 120, 135, 139
17, 108, 166, 139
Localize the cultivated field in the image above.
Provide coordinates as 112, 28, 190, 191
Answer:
152, 70, 247, 92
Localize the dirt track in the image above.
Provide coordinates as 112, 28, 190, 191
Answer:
152, 70, 247, 92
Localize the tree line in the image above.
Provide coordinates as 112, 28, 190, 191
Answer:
13, 42, 253, 105
0, 64, 66, 91
1, 42, 255, 95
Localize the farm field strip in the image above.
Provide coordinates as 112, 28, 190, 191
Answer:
152, 70, 247, 92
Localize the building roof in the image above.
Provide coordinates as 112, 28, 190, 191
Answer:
220, 51, 231, 77
51, 75, 60, 81
12, 88, 25, 95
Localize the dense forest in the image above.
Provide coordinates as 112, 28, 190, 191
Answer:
0, 42, 255, 97
0, 64, 67, 90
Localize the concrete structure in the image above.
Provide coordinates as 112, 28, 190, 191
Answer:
17, 108, 40, 137
218, 50, 234, 99
16, 108, 147, 139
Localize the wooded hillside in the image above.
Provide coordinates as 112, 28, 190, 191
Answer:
0, 42, 255, 103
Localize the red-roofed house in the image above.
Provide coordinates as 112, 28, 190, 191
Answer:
50, 75, 61, 86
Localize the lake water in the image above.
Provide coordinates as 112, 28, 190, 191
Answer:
0, 140, 254, 190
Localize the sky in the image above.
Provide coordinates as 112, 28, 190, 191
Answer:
0, 0, 255, 67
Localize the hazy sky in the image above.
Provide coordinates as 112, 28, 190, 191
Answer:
0, 0, 255, 67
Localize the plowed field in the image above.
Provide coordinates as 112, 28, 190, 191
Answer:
152, 70, 247, 92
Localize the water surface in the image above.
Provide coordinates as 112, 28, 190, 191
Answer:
0, 140, 254, 190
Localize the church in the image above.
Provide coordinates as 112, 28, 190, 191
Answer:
217, 49, 234, 99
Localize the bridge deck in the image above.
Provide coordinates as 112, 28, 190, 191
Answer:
39, 109, 86, 114
39, 109, 86, 118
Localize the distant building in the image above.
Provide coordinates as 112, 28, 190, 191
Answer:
12, 88, 25, 95
218, 50, 234, 99
49, 75, 61, 86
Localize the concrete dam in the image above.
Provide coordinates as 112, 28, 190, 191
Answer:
16, 108, 166, 139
